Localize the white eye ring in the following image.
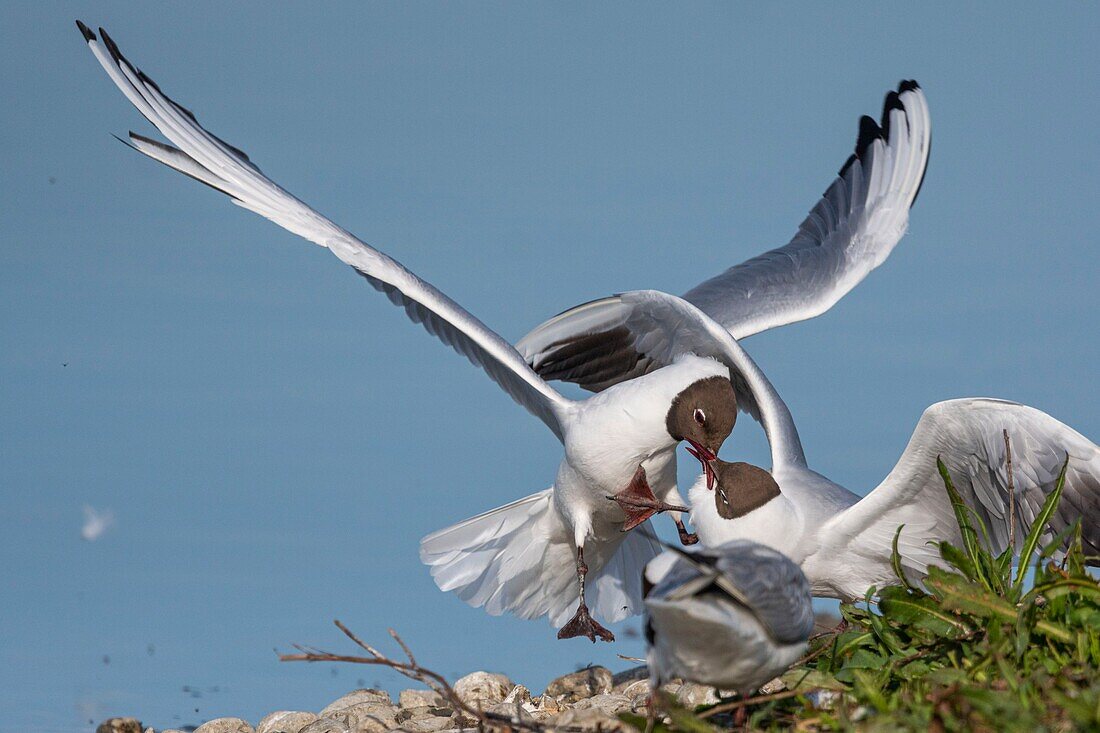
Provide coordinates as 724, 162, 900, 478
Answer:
693, 408, 706, 424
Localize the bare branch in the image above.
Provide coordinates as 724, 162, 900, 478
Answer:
280, 621, 559, 732
699, 688, 819, 718
389, 628, 419, 667
334, 619, 385, 659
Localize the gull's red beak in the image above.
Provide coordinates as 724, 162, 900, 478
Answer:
685, 440, 718, 490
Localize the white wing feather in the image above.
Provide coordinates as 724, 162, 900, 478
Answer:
685, 81, 931, 337
518, 82, 930, 392
815, 398, 1100, 584
78, 23, 573, 440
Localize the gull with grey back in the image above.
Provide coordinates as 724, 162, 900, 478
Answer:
644, 540, 814, 695
76, 22, 742, 642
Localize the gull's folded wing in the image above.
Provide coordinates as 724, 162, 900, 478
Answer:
77, 22, 573, 440
648, 541, 814, 646
519, 82, 930, 392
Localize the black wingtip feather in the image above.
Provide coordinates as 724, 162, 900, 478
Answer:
76, 20, 96, 42
98, 27, 121, 62
839, 81, 919, 178
87, 26, 260, 170
883, 90, 904, 113
880, 91, 904, 142
838, 153, 859, 177
121, 132, 241, 198
855, 115, 881, 156
110, 132, 137, 150
127, 131, 171, 152
136, 68, 163, 94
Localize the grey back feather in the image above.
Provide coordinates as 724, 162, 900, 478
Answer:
650, 540, 814, 646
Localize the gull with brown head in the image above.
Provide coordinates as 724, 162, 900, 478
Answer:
75, 22, 742, 643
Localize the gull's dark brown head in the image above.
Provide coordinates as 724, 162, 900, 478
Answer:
711, 460, 781, 519
666, 375, 737, 488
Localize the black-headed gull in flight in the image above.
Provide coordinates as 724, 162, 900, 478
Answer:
76, 22, 739, 642
644, 540, 813, 696
517, 79, 930, 541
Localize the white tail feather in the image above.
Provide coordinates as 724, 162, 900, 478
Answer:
420, 490, 662, 628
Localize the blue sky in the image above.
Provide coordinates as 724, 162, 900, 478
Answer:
1, 3, 1097, 731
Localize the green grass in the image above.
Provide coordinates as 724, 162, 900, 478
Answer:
627, 457, 1100, 732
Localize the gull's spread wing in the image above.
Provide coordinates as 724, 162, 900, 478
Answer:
77, 22, 573, 440
818, 398, 1100, 580
519, 82, 930, 392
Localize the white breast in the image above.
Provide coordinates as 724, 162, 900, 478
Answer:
688, 476, 807, 562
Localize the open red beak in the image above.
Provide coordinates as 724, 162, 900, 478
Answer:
685, 440, 718, 491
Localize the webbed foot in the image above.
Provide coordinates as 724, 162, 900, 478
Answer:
557, 601, 615, 643
608, 466, 689, 532
674, 518, 699, 546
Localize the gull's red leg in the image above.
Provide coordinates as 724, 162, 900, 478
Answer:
607, 466, 689, 532
557, 547, 615, 643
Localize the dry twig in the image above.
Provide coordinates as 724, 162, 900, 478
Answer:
698, 688, 819, 719
280, 620, 552, 731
